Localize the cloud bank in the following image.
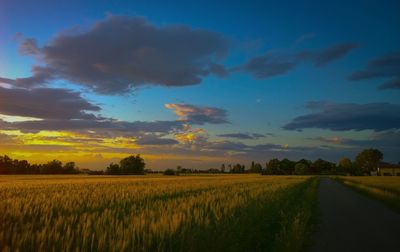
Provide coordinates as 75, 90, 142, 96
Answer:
0, 86, 100, 120
1, 16, 228, 94
284, 101, 400, 132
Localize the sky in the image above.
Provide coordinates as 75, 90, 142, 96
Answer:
0, 0, 399, 169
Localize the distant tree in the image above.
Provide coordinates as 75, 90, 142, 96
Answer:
280, 158, 296, 174
42, 160, 63, 174
163, 169, 178, 176
220, 164, 226, 173
249, 162, 262, 173
63, 162, 77, 174
250, 161, 255, 171
313, 159, 335, 174
297, 159, 312, 167
294, 163, 307, 175
106, 163, 120, 175
119, 155, 145, 175
231, 163, 245, 173
355, 149, 383, 173
267, 159, 281, 174
208, 168, 220, 173
339, 157, 352, 169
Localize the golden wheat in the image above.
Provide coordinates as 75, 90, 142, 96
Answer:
0, 175, 313, 251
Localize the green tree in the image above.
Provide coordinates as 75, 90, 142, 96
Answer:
249, 161, 262, 173
313, 159, 335, 174
220, 164, 225, 173
355, 148, 383, 173
280, 158, 296, 174
106, 163, 120, 175
63, 162, 77, 174
163, 168, 177, 176
231, 164, 245, 173
119, 155, 146, 175
267, 159, 281, 174
42, 160, 63, 174
294, 163, 307, 175
339, 157, 352, 169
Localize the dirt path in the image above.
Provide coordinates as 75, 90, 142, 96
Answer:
311, 178, 400, 252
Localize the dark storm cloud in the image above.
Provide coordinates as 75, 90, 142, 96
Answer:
1, 16, 228, 94
283, 102, 400, 132
0, 86, 100, 120
241, 43, 357, 79
217, 132, 265, 139
165, 103, 229, 124
348, 52, 400, 90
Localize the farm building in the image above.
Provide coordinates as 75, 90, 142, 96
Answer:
377, 164, 400, 176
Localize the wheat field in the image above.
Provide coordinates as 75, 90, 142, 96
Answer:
0, 175, 317, 251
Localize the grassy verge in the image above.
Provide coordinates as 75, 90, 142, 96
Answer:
334, 177, 400, 213
273, 177, 319, 252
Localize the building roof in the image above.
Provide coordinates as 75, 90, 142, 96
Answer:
378, 162, 400, 168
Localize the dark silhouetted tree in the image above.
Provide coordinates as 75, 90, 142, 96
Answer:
231, 164, 245, 173
250, 162, 262, 173
220, 164, 225, 173
355, 149, 383, 173
280, 158, 296, 174
339, 157, 352, 169
313, 159, 335, 174
164, 168, 178, 175
119, 155, 146, 175
294, 163, 307, 175
267, 159, 281, 174
106, 163, 120, 175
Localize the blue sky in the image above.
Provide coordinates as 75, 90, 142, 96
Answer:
0, 0, 399, 168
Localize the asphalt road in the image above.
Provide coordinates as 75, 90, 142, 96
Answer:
311, 178, 400, 252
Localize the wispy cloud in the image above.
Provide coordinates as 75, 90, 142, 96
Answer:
348, 52, 400, 90
165, 103, 229, 125
217, 132, 265, 139
239, 43, 358, 79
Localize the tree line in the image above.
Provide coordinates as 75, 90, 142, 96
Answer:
0, 155, 79, 174
163, 148, 386, 175
0, 148, 390, 175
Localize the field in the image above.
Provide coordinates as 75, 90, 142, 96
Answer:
335, 176, 400, 212
0, 175, 318, 251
